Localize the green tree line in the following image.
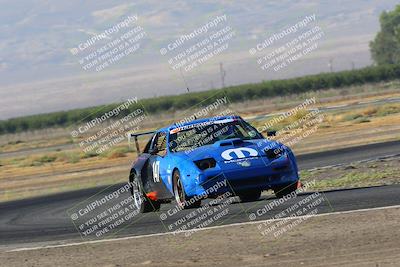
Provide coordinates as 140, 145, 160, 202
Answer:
1, 64, 400, 135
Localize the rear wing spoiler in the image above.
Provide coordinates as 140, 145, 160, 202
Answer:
127, 131, 155, 155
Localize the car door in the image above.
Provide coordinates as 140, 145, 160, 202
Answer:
147, 131, 174, 197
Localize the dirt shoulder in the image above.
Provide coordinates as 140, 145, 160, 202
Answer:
1, 206, 400, 267
302, 155, 400, 191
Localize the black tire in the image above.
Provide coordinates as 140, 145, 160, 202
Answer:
130, 173, 160, 213
237, 190, 262, 202
173, 169, 201, 209
274, 182, 298, 198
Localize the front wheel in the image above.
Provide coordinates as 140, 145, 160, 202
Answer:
173, 170, 201, 209
273, 182, 298, 198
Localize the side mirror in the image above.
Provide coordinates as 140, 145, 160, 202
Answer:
266, 130, 276, 137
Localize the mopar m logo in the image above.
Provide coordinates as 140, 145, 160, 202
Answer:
221, 147, 258, 161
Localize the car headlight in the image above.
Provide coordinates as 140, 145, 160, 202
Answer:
194, 158, 216, 170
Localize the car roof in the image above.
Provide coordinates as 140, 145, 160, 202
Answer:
157, 115, 243, 133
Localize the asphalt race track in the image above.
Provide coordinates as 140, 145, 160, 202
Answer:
0, 140, 399, 247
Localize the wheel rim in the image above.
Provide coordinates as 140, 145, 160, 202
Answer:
132, 182, 142, 210
174, 173, 185, 207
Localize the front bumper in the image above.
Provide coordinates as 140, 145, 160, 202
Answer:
186, 154, 299, 197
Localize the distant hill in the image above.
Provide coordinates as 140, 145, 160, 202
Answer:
0, 0, 398, 119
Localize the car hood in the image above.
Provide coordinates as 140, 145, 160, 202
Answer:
172, 138, 282, 162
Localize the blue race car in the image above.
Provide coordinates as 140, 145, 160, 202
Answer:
128, 115, 300, 213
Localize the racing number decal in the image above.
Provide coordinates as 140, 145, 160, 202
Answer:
152, 161, 160, 182
221, 147, 258, 160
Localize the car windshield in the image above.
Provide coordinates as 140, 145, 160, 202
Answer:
168, 120, 262, 152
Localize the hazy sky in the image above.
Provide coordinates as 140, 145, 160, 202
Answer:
0, 0, 398, 119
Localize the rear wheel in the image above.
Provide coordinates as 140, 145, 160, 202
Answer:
130, 174, 160, 213
237, 190, 261, 202
173, 170, 201, 209
274, 182, 298, 198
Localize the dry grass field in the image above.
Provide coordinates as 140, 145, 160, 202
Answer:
0, 81, 399, 202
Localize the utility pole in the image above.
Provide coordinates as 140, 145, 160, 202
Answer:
219, 62, 226, 88
328, 58, 333, 73
180, 68, 190, 92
